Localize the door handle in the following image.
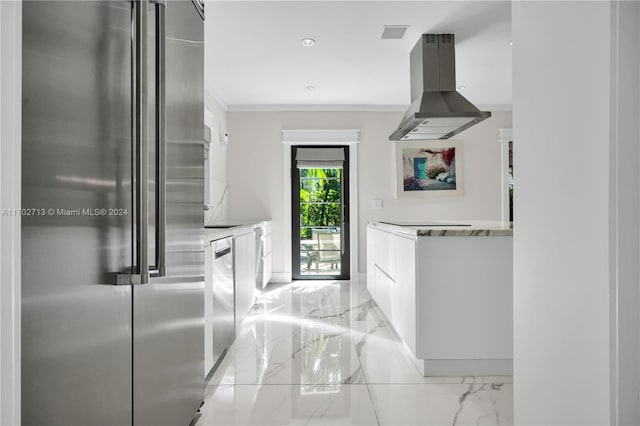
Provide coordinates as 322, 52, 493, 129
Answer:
118, 0, 149, 285
154, 0, 167, 277
134, 0, 149, 284
215, 247, 232, 259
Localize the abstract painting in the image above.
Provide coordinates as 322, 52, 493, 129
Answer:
395, 140, 463, 198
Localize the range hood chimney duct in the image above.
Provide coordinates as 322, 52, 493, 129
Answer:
390, 34, 491, 141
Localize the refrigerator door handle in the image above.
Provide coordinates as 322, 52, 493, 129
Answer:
118, 0, 149, 285
135, 0, 150, 284
154, 0, 167, 277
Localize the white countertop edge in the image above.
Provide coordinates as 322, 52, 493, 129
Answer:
369, 221, 513, 237
204, 220, 271, 243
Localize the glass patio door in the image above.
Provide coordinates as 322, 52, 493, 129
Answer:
292, 146, 350, 280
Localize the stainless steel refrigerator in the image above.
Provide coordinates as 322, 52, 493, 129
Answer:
21, 1, 205, 425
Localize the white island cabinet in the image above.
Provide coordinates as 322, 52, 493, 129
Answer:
367, 222, 513, 376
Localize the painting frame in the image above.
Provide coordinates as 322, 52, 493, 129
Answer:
394, 140, 464, 199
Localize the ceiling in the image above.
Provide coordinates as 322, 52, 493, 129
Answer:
205, 1, 512, 109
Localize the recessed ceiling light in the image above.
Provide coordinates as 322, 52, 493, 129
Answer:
509, 40, 513, 46
300, 38, 316, 47
305, 85, 316, 91
457, 85, 466, 91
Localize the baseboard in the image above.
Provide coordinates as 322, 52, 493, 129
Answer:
415, 358, 513, 376
269, 272, 292, 283
269, 272, 364, 283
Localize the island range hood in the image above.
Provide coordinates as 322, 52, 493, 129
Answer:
390, 34, 491, 141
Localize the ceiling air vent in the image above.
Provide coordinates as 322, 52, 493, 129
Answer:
440, 33, 453, 44
381, 25, 409, 40
424, 33, 438, 44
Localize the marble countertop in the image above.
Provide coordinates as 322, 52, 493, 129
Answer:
370, 220, 513, 237
204, 220, 270, 243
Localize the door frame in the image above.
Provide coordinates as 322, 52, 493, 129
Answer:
281, 130, 359, 283
499, 128, 512, 225
291, 145, 350, 280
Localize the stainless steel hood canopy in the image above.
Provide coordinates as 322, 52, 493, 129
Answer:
390, 34, 491, 141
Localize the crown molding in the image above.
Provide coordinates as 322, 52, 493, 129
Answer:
225, 103, 512, 113
226, 104, 408, 112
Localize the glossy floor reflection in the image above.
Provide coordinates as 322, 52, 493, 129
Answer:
196, 281, 513, 426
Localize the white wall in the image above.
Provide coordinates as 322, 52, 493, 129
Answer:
204, 3, 229, 222
203, 90, 229, 223
512, 1, 637, 424
0, 1, 21, 425
226, 110, 511, 275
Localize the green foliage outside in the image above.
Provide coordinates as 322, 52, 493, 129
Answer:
299, 168, 341, 239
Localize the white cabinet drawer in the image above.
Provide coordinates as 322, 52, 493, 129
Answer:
392, 234, 416, 355
366, 227, 376, 299
374, 264, 394, 322
233, 232, 256, 334
371, 228, 395, 281
263, 233, 272, 255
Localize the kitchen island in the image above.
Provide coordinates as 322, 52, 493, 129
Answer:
366, 221, 513, 376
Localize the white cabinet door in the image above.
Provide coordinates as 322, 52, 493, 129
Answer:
262, 230, 272, 287
233, 234, 245, 335
263, 229, 272, 256
366, 226, 377, 298
376, 229, 395, 281
367, 226, 397, 298
374, 265, 393, 322
367, 226, 417, 356
234, 231, 256, 334
392, 234, 417, 355
246, 231, 256, 297
263, 252, 272, 288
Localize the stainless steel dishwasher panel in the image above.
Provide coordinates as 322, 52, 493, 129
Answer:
211, 237, 235, 367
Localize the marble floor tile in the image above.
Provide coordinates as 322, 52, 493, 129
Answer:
210, 319, 364, 385
368, 383, 513, 426
351, 316, 513, 386
209, 282, 366, 386
196, 384, 379, 426
201, 280, 513, 425
351, 319, 435, 384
